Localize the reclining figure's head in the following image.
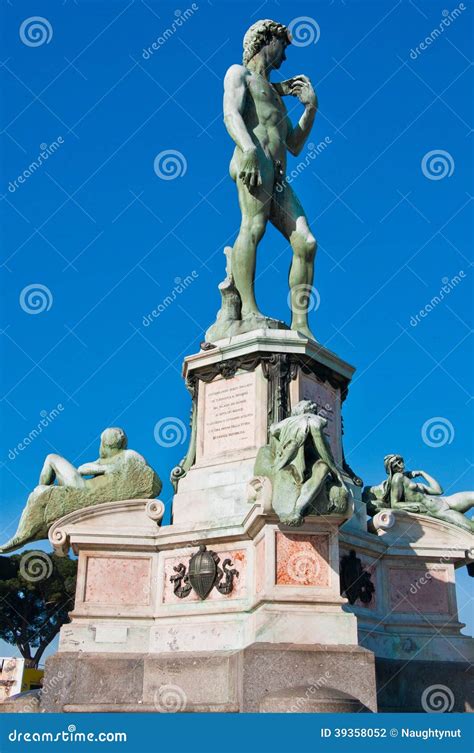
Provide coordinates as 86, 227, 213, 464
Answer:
100, 427, 128, 457
291, 400, 318, 417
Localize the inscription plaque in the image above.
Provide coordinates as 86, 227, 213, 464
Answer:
200, 371, 258, 459
300, 374, 342, 464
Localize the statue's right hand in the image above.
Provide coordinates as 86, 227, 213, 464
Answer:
239, 148, 262, 189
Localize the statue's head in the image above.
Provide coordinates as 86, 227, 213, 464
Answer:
291, 399, 318, 416
384, 453, 404, 476
100, 427, 128, 457
243, 19, 291, 69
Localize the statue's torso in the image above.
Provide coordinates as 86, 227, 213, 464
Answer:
238, 69, 289, 166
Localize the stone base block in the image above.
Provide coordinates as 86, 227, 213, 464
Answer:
40, 642, 377, 713
375, 657, 474, 713
241, 643, 376, 712
259, 686, 370, 713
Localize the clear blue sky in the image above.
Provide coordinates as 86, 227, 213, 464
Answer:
1, 0, 472, 659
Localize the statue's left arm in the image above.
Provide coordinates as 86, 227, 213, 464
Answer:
274, 75, 317, 156
308, 416, 345, 485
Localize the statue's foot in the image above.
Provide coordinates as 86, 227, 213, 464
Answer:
241, 309, 266, 324
291, 322, 318, 342
0, 536, 23, 553
241, 310, 289, 333
279, 514, 304, 527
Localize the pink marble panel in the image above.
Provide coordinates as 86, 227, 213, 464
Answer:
163, 548, 246, 603
84, 556, 151, 606
389, 567, 450, 614
275, 532, 330, 587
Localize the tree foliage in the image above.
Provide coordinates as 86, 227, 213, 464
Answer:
0, 552, 77, 667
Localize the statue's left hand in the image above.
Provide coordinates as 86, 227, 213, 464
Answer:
278, 75, 317, 108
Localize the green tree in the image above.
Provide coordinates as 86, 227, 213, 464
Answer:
0, 552, 77, 668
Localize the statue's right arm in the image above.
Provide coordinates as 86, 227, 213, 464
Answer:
77, 462, 107, 476
409, 470, 443, 495
223, 65, 254, 153
223, 65, 261, 189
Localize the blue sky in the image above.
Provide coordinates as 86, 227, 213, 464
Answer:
0, 0, 472, 656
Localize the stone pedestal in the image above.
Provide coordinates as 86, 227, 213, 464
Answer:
48, 502, 357, 656
340, 509, 474, 711
40, 330, 377, 713
171, 329, 362, 528
41, 643, 376, 713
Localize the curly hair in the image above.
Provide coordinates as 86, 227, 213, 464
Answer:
243, 19, 290, 65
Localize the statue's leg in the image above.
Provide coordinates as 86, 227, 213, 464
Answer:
295, 461, 330, 518
444, 492, 474, 513
0, 486, 49, 552
432, 508, 473, 532
270, 183, 317, 339
39, 454, 85, 489
230, 160, 273, 318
